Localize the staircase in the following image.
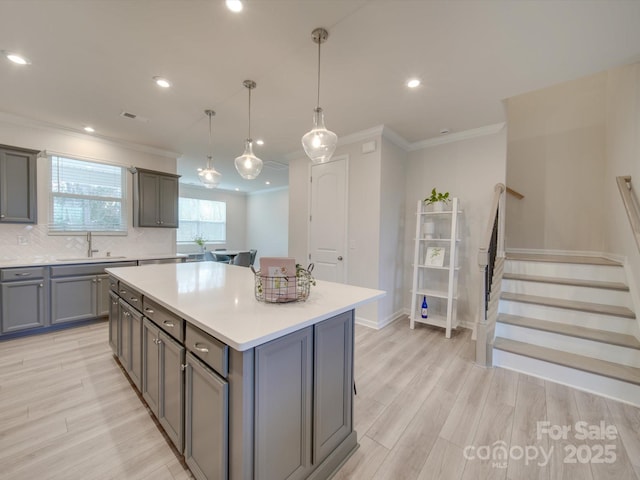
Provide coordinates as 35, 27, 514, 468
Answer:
492, 252, 640, 406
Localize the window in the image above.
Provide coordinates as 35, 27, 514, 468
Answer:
49, 155, 126, 233
177, 197, 226, 243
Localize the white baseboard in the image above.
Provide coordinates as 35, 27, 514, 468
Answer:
355, 310, 405, 330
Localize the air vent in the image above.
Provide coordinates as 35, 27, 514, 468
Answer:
263, 160, 288, 171
120, 111, 149, 123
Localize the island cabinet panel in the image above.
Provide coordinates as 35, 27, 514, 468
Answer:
142, 318, 161, 415
185, 351, 229, 480
108, 292, 120, 355
158, 330, 185, 451
254, 326, 313, 480
313, 311, 354, 465
119, 298, 143, 390
142, 318, 185, 451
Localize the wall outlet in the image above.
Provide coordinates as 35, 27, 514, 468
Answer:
17, 235, 29, 245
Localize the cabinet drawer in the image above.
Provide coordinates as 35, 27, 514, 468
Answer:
108, 276, 119, 293
1, 266, 45, 281
185, 324, 228, 377
118, 282, 143, 311
142, 297, 184, 342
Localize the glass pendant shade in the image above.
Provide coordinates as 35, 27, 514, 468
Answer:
302, 107, 337, 164
235, 140, 263, 180
198, 156, 222, 189
199, 109, 221, 188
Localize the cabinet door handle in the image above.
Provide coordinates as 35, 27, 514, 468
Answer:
39, 283, 43, 288
123, 311, 130, 317
0, 214, 5, 219
119, 289, 127, 294
129, 297, 138, 303
92, 279, 97, 283
15, 272, 32, 277
110, 283, 117, 288
163, 320, 174, 328
144, 308, 154, 314
181, 364, 188, 371
193, 343, 209, 353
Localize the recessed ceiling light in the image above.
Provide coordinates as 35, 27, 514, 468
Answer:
235, 188, 240, 191
226, 0, 243, 12
255, 139, 264, 146
153, 76, 171, 88
265, 181, 271, 185
2, 50, 31, 65
407, 78, 421, 89
84, 126, 95, 133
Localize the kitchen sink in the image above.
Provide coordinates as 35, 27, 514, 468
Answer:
56, 256, 127, 261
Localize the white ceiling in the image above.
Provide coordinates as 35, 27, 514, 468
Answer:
1, 0, 640, 192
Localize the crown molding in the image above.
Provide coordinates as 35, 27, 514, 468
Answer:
0, 111, 181, 159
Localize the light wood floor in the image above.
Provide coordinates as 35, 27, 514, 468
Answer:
2, 319, 640, 479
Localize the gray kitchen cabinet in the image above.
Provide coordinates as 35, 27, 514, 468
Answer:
142, 318, 185, 451
313, 311, 354, 465
142, 318, 161, 414
254, 326, 313, 480
50, 274, 109, 324
50, 262, 135, 325
1, 267, 47, 333
108, 291, 120, 355
133, 168, 180, 228
184, 351, 228, 480
128, 303, 143, 390
0, 144, 37, 224
119, 299, 132, 370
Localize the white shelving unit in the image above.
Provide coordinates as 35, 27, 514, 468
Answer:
410, 197, 461, 338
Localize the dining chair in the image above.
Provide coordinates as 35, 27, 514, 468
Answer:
232, 251, 252, 267
214, 248, 230, 262
204, 251, 217, 262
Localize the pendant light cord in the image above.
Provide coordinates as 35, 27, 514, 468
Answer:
316, 36, 322, 109
207, 111, 213, 168
248, 86, 252, 140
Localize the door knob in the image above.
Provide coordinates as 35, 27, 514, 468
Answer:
337, 256, 343, 261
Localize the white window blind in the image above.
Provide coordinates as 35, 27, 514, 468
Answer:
177, 198, 226, 243
50, 155, 127, 233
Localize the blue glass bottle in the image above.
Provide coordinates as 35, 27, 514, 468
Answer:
421, 296, 428, 318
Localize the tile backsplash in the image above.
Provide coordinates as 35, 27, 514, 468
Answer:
0, 223, 175, 261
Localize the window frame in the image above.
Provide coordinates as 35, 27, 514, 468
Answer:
48, 154, 128, 235
176, 196, 227, 244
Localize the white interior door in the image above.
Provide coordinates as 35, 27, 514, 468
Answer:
310, 156, 347, 283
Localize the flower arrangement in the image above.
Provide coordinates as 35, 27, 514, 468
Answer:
193, 234, 206, 250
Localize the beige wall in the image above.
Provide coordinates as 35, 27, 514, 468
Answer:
505, 73, 607, 251
404, 130, 507, 326
604, 63, 640, 315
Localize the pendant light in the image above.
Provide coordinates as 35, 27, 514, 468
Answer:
301, 27, 338, 164
198, 109, 222, 188
234, 80, 263, 179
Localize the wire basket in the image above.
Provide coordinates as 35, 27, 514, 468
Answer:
252, 264, 315, 303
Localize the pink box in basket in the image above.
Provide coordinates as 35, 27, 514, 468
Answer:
259, 257, 297, 301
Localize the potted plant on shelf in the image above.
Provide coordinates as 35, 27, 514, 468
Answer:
193, 234, 207, 253
424, 188, 450, 212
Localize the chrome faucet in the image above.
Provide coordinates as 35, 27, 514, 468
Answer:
87, 232, 98, 258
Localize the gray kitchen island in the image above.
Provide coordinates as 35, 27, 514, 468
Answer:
106, 261, 384, 480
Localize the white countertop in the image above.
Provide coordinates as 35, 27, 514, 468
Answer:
0, 254, 186, 269
106, 262, 385, 351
